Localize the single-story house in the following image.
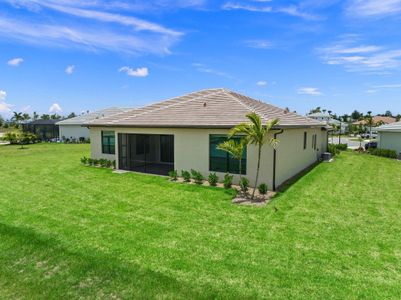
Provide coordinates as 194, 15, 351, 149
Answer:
377, 121, 401, 157
86, 88, 328, 190
56, 107, 131, 141
22, 119, 64, 140
307, 112, 348, 133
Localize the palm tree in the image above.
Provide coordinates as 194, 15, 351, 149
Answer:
217, 138, 246, 181
229, 112, 279, 199
12, 111, 23, 124
366, 111, 373, 138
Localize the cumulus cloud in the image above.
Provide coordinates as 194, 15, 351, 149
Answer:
49, 103, 63, 113
256, 80, 267, 86
7, 57, 24, 66
119, 66, 149, 77
65, 65, 75, 74
0, 90, 14, 113
297, 87, 322, 96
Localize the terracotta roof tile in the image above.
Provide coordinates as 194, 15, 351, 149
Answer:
86, 88, 325, 128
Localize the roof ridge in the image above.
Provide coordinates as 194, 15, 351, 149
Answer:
109, 89, 225, 124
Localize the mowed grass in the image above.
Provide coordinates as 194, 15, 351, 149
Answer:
0, 144, 400, 299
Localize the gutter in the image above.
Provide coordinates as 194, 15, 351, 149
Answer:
272, 129, 284, 191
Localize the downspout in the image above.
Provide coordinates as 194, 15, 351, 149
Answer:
272, 129, 284, 191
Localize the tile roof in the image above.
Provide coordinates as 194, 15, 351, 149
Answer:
86, 88, 326, 128
353, 116, 397, 126
56, 107, 132, 125
377, 121, 401, 132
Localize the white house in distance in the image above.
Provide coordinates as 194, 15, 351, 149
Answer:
57, 107, 131, 141
85, 88, 329, 190
307, 112, 348, 133
377, 121, 401, 157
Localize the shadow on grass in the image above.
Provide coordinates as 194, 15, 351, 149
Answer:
0, 222, 232, 299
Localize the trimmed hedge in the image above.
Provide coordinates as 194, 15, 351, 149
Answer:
369, 148, 397, 159
335, 143, 348, 151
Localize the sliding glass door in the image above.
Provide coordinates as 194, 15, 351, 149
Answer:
118, 133, 174, 175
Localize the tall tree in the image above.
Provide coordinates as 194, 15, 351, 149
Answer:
67, 112, 77, 119
41, 114, 50, 120
384, 110, 393, 117
12, 111, 24, 124
229, 112, 279, 199
366, 111, 373, 135
33, 111, 39, 120
22, 113, 30, 121
351, 110, 363, 121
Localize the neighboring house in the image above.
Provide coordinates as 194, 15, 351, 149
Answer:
377, 121, 401, 157
353, 116, 397, 127
86, 88, 329, 190
56, 107, 131, 141
22, 119, 64, 140
307, 112, 348, 133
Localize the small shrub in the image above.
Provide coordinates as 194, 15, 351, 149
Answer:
328, 144, 340, 156
87, 158, 94, 166
208, 173, 218, 186
191, 169, 204, 184
239, 177, 249, 192
168, 170, 178, 181
93, 159, 99, 166
112, 160, 116, 169
80, 156, 88, 164
181, 170, 191, 182
258, 183, 268, 195
369, 148, 397, 159
335, 143, 348, 151
99, 159, 108, 168
105, 160, 112, 168
223, 173, 233, 189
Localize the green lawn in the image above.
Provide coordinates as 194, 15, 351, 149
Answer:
0, 144, 400, 299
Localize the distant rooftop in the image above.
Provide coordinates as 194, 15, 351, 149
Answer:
56, 107, 133, 126
377, 121, 401, 132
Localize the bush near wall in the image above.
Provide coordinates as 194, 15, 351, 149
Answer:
328, 144, 340, 156
369, 148, 397, 159
335, 143, 348, 151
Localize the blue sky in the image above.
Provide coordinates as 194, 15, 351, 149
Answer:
1, 0, 401, 118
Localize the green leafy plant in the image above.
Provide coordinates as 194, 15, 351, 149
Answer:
258, 183, 268, 195
229, 112, 279, 199
335, 143, 348, 151
217, 139, 246, 180
168, 170, 178, 181
191, 169, 204, 184
239, 177, 249, 193
80, 157, 88, 164
369, 148, 397, 159
223, 173, 233, 189
208, 172, 219, 186
93, 159, 100, 166
328, 144, 340, 156
181, 170, 191, 182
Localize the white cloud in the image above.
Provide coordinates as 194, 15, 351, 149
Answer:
256, 80, 267, 86
374, 83, 401, 88
318, 36, 401, 73
0, 90, 14, 114
65, 65, 75, 74
0, 2, 182, 55
347, 0, 401, 17
192, 63, 234, 79
222, 2, 320, 20
7, 57, 24, 66
49, 103, 63, 113
119, 66, 149, 77
21, 105, 32, 112
298, 87, 322, 96
244, 39, 273, 49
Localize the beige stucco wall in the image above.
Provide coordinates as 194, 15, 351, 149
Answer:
90, 126, 327, 189
378, 132, 401, 154
59, 125, 90, 140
